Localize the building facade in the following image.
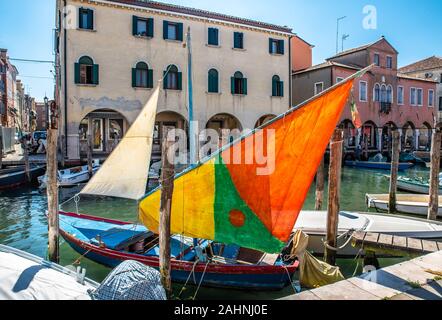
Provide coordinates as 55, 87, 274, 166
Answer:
292, 37, 437, 154
35, 102, 47, 131
399, 56, 442, 123
0, 48, 19, 129
55, 0, 311, 162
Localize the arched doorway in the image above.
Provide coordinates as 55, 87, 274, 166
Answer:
339, 119, 356, 148
206, 113, 243, 148
361, 121, 377, 149
79, 109, 128, 157
402, 122, 416, 151
381, 122, 398, 152
418, 122, 432, 151
152, 111, 188, 162
255, 114, 276, 129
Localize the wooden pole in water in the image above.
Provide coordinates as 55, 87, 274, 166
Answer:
0, 137, 3, 169
59, 135, 65, 168
23, 140, 31, 182
87, 135, 93, 177
315, 157, 325, 211
325, 129, 343, 266
428, 129, 441, 221
159, 129, 175, 298
47, 100, 59, 263
389, 131, 400, 214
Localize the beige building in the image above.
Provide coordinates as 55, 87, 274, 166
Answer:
55, 0, 304, 162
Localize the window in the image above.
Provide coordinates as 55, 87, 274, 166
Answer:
410, 88, 416, 105
208, 69, 219, 93
231, 71, 247, 95
208, 28, 219, 46
163, 21, 183, 41
109, 119, 124, 140
386, 85, 393, 103
269, 38, 284, 55
314, 82, 323, 95
374, 83, 380, 101
233, 32, 244, 49
374, 53, 380, 66
336, 77, 344, 83
428, 90, 434, 107
132, 62, 153, 88
133, 16, 153, 37
386, 56, 393, 69
272, 75, 284, 97
417, 88, 423, 106
163, 65, 182, 90
359, 81, 367, 102
397, 86, 404, 105
75, 56, 98, 85
79, 8, 93, 30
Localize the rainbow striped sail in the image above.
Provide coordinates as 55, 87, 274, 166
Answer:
139, 80, 354, 253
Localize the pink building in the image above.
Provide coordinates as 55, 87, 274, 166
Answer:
293, 37, 437, 153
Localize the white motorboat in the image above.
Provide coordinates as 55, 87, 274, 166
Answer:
0, 244, 98, 300
366, 194, 442, 218
295, 210, 442, 258
395, 173, 442, 194
38, 160, 100, 188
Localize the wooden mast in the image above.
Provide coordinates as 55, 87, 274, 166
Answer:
389, 131, 400, 213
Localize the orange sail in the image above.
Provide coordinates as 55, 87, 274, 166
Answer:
140, 79, 354, 253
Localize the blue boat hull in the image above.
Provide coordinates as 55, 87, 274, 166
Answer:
0, 165, 46, 189
345, 161, 413, 171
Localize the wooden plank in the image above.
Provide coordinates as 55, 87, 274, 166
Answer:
352, 231, 367, 242
364, 232, 380, 243
437, 242, 442, 251
378, 234, 393, 246
407, 238, 423, 252
392, 235, 407, 248
421, 240, 438, 253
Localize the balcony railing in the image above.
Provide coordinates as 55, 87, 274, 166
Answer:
380, 102, 392, 114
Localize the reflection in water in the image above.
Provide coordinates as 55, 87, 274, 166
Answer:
0, 167, 436, 300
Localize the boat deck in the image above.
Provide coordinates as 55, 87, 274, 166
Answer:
282, 250, 442, 300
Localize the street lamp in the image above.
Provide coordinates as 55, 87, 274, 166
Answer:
336, 16, 347, 54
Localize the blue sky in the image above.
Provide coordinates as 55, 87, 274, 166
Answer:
0, 0, 441, 101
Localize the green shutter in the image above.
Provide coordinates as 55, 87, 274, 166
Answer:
177, 72, 182, 90
269, 38, 274, 54
209, 28, 218, 45
163, 71, 167, 89
213, 73, 218, 92
231, 77, 235, 94
272, 78, 277, 96
87, 9, 93, 30
280, 81, 284, 97
147, 69, 153, 88
234, 33, 239, 48
243, 78, 247, 95
177, 23, 184, 41
74, 63, 80, 84
92, 64, 99, 85
147, 18, 154, 37
132, 68, 137, 87
132, 16, 138, 35
278, 40, 285, 54
214, 28, 219, 45
163, 21, 168, 39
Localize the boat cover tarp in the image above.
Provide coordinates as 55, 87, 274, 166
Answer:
89, 260, 166, 300
0, 251, 94, 300
291, 230, 344, 289
140, 80, 354, 253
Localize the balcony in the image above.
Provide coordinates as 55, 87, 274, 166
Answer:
380, 102, 392, 114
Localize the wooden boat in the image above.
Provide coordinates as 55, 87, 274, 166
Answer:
59, 211, 299, 290
344, 160, 414, 171
0, 164, 46, 190
366, 194, 442, 217
295, 210, 442, 258
38, 160, 100, 188
0, 244, 98, 300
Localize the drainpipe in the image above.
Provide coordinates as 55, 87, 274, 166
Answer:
288, 35, 293, 108
63, 0, 68, 156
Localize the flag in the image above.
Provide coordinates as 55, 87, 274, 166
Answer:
351, 102, 362, 129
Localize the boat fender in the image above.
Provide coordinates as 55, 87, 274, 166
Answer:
76, 266, 86, 285
363, 251, 380, 270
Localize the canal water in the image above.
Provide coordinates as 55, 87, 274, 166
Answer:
0, 166, 438, 300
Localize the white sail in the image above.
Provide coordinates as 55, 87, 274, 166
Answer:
81, 86, 160, 200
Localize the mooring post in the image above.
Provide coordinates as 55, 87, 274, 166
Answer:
428, 129, 441, 221
315, 157, 325, 211
87, 135, 93, 177
0, 137, 3, 169
47, 100, 59, 263
59, 135, 65, 168
159, 129, 175, 298
389, 131, 400, 214
325, 129, 343, 266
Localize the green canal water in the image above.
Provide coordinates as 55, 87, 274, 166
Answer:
0, 166, 438, 300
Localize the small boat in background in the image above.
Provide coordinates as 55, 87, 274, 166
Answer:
399, 153, 427, 167
38, 160, 100, 189
0, 244, 98, 300
0, 164, 46, 190
344, 160, 414, 171
59, 211, 299, 290
366, 194, 442, 217
396, 173, 442, 194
